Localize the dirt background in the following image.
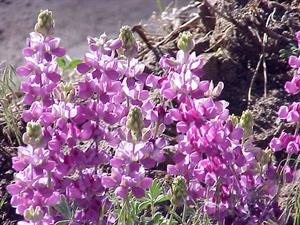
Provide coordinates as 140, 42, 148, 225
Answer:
0, 0, 189, 66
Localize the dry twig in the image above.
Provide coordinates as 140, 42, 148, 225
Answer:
154, 14, 201, 47
247, 9, 276, 104
132, 25, 163, 62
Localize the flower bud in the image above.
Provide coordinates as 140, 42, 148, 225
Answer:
63, 81, 73, 93
119, 26, 135, 49
24, 206, 43, 223
260, 148, 272, 166
127, 106, 144, 141
229, 114, 239, 127
24, 208, 33, 221
34, 9, 55, 36
60, 81, 73, 100
240, 110, 254, 140
118, 25, 138, 58
177, 31, 195, 53
26, 121, 42, 140
171, 176, 187, 206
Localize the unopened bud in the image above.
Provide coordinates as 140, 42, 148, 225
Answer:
260, 148, 272, 165
240, 110, 254, 140
24, 206, 43, 223
229, 114, 239, 127
127, 106, 144, 141
34, 9, 55, 36
60, 82, 73, 101
26, 122, 42, 140
118, 25, 138, 58
60, 81, 73, 93
171, 176, 187, 206
119, 26, 135, 48
177, 31, 195, 53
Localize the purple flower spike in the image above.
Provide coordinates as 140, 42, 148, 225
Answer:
11, 16, 292, 224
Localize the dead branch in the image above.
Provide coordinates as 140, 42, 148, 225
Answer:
248, 9, 276, 104
154, 14, 201, 47
132, 25, 163, 62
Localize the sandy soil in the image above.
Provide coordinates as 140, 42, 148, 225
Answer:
0, 0, 189, 66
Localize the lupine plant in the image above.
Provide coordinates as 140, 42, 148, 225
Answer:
270, 30, 300, 224
6, 9, 300, 225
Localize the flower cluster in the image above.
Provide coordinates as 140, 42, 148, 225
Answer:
162, 35, 279, 223
7, 145, 58, 224
7, 10, 292, 225
278, 102, 300, 123
8, 11, 111, 224
74, 26, 167, 200
270, 132, 300, 154
8, 11, 167, 225
16, 11, 65, 107
270, 31, 300, 156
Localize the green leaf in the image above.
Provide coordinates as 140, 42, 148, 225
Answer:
0, 193, 8, 209
67, 59, 82, 69
55, 220, 70, 225
152, 211, 163, 222
170, 220, 178, 225
57, 57, 67, 68
170, 210, 183, 224
155, 194, 170, 204
149, 179, 161, 199
53, 195, 72, 219
138, 200, 151, 211
160, 218, 177, 225
131, 201, 140, 216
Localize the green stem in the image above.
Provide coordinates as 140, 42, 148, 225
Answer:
168, 205, 176, 225
118, 196, 135, 225
155, 0, 164, 13
182, 200, 187, 224
192, 210, 200, 225
117, 198, 126, 225
151, 201, 155, 219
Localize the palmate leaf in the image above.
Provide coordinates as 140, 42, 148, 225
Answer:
138, 179, 170, 209
155, 194, 170, 204
138, 200, 151, 211
149, 179, 161, 199
152, 211, 164, 223
57, 57, 67, 68
67, 59, 82, 69
53, 195, 72, 220
57, 57, 82, 70
150, 179, 170, 205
